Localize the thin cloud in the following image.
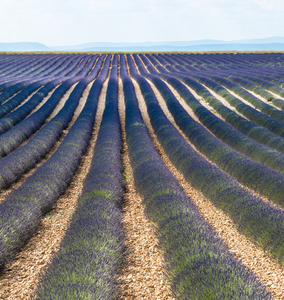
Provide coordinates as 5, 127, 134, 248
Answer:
0, 0, 283, 45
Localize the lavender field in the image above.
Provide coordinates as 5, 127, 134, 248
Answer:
1, 52, 284, 299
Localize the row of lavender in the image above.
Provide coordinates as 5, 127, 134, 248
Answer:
129, 53, 284, 263
0, 55, 105, 192
137, 55, 284, 202
0, 53, 284, 298
0, 53, 126, 298
0, 55, 96, 137
36, 54, 125, 299
0, 54, 127, 299
0, 54, 104, 266
121, 54, 271, 298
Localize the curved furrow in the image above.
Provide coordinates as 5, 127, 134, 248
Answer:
134, 71, 284, 299
0, 55, 111, 269
1, 53, 284, 299
0, 71, 109, 300
126, 54, 284, 267
121, 55, 270, 299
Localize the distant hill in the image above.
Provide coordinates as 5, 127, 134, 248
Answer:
230, 37, 284, 44
2, 37, 284, 52
51, 40, 224, 51
78, 43, 284, 52
51, 37, 284, 51
0, 42, 50, 51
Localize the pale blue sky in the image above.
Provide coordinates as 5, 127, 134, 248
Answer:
0, 0, 283, 45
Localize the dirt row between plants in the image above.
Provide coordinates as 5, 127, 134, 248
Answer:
46, 84, 77, 121
1, 84, 38, 108
186, 80, 253, 122
0, 83, 78, 206
162, 79, 284, 213
0, 79, 108, 300
236, 86, 283, 110
116, 78, 174, 300
7, 85, 53, 117
131, 77, 284, 299
1, 56, 283, 299
0, 74, 175, 300
134, 54, 284, 213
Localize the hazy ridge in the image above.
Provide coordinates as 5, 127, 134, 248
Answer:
2, 37, 284, 51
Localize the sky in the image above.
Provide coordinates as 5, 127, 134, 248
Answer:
0, 0, 283, 46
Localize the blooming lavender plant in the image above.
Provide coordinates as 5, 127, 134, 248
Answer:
129, 53, 284, 266
0, 55, 110, 269
36, 54, 125, 300
122, 54, 271, 299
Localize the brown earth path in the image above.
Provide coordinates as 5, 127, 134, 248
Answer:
136, 56, 284, 213
163, 79, 284, 211
116, 77, 175, 300
132, 76, 284, 299
2, 54, 284, 300
0, 82, 78, 206
0, 79, 108, 300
